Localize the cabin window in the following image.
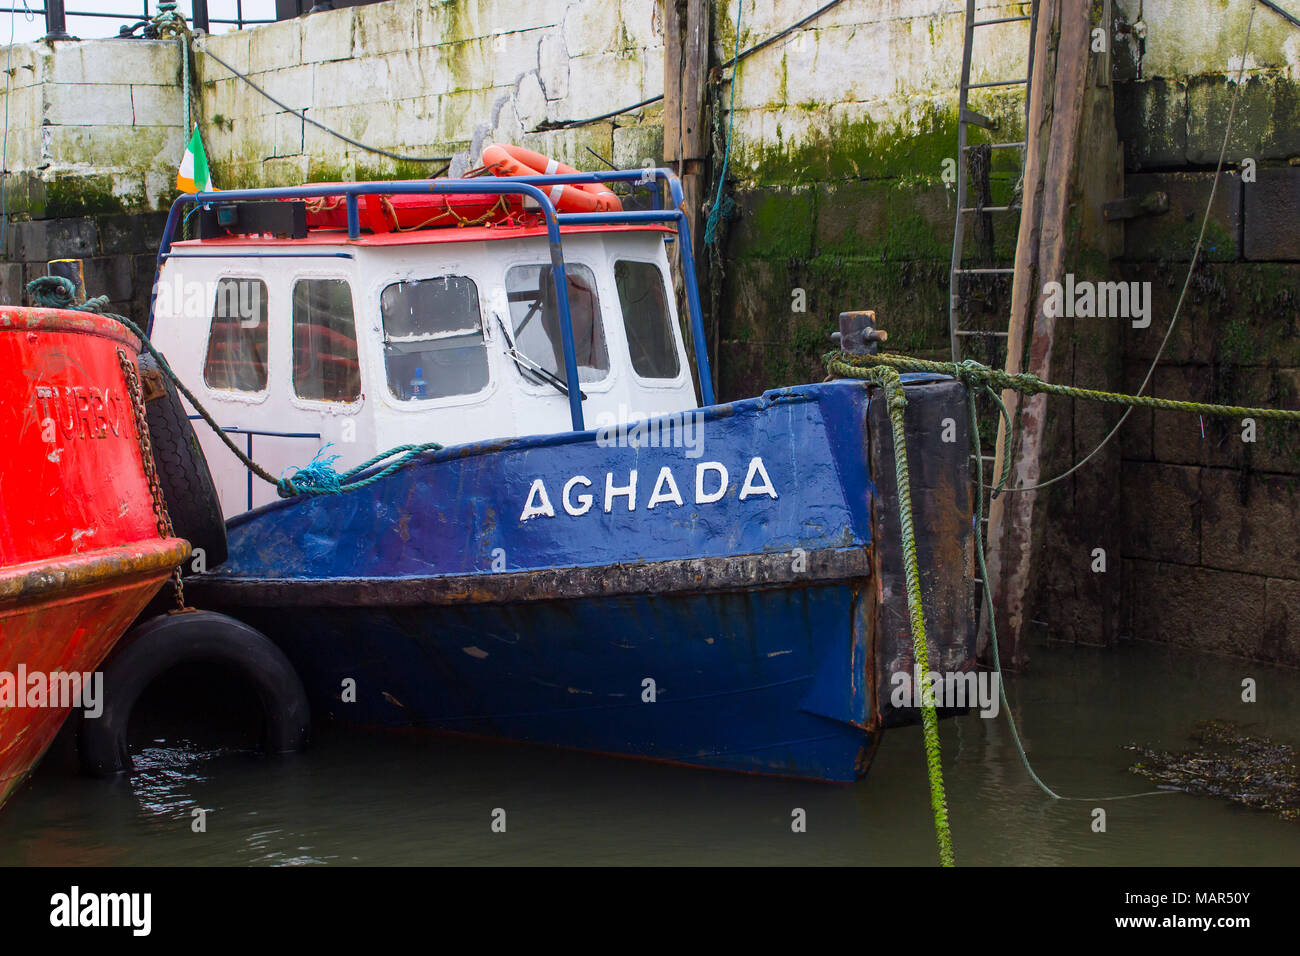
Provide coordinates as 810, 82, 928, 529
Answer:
292, 278, 361, 403
202, 277, 269, 392
380, 275, 489, 401
614, 261, 680, 379
504, 263, 608, 384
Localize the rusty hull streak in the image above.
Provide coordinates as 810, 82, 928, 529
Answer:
0, 307, 140, 352
866, 378, 978, 731
0, 538, 190, 607
189, 546, 871, 608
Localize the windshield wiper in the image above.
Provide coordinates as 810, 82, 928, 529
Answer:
495, 315, 587, 400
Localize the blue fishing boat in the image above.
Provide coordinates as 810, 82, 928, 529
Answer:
120, 152, 975, 782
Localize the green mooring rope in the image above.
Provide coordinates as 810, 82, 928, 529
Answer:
853, 363, 956, 867
828, 351, 1300, 423
26, 276, 443, 496
825, 347, 1300, 862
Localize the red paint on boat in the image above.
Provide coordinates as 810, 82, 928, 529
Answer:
0, 307, 189, 807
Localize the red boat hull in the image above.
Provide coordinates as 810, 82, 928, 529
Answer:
0, 307, 189, 807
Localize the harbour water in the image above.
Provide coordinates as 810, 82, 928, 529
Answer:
2, 640, 1297, 866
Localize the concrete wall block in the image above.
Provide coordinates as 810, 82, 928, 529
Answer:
273, 110, 307, 159
0, 263, 25, 305
130, 84, 184, 129
558, 52, 648, 125
249, 18, 303, 68
80, 255, 136, 303
256, 65, 317, 113
261, 155, 311, 187
313, 58, 393, 109
611, 124, 663, 170
389, 98, 438, 151
1125, 558, 1268, 658
1262, 577, 1300, 665
1120, 461, 1201, 563
1115, 79, 1188, 170
513, 72, 549, 131
300, 7, 357, 63
197, 31, 252, 77
1122, 171, 1240, 262
479, 28, 546, 82
1119, 265, 1208, 365
301, 106, 364, 158
44, 39, 179, 87
417, 0, 560, 48
784, 23, 896, 108
1244, 167, 1300, 261
45, 125, 185, 173
1138, 0, 1300, 79
1148, 364, 1248, 469
538, 29, 570, 101
380, 50, 427, 100
1201, 467, 1300, 578
353, 1, 419, 57
517, 125, 615, 172
44, 83, 135, 127
621, 2, 663, 50
1187, 73, 1300, 164
10, 217, 99, 261
813, 180, 888, 255
410, 45, 455, 96
561, 1, 622, 58
431, 86, 504, 145
97, 211, 169, 257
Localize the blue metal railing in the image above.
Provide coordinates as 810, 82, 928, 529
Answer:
154, 169, 715, 433
189, 419, 320, 511
2, 0, 273, 39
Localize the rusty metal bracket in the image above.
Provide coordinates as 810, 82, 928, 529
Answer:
833, 310, 889, 356
138, 365, 167, 403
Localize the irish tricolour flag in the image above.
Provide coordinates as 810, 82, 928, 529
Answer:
176, 127, 215, 194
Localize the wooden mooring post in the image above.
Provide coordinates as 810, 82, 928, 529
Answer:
983, 0, 1123, 668
664, 0, 713, 398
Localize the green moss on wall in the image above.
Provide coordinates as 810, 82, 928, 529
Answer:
44, 175, 128, 218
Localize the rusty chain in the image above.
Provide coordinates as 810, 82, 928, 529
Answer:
117, 348, 187, 610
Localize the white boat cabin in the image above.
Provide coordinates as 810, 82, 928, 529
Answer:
150, 223, 699, 517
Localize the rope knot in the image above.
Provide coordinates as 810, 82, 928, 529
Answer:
26, 275, 78, 309
279, 445, 343, 496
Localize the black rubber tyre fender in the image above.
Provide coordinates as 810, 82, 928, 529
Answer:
79, 611, 310, 776
137, 352, 227, 571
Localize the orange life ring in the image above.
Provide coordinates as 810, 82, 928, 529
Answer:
481, 143, 623, 214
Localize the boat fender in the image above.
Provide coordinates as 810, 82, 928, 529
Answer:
481, 143, 623, 214
78, 611, 311, 776
136, 352, 228, 571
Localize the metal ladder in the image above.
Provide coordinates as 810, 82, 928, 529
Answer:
949, 0, 1038, 362
947, 0, 1039, 592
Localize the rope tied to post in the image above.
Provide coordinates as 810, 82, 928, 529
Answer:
844, 361, 956, 868
824, 345, 1295, 827
827, 350, 1300, 424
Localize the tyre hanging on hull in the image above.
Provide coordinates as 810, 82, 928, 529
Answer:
78, 611, 310, 776
136, 352, 227, 571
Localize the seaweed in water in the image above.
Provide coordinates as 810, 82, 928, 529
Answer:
1126, 720, 1300, 821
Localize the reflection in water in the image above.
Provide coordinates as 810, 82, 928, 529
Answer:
2, 640, 1298, 866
